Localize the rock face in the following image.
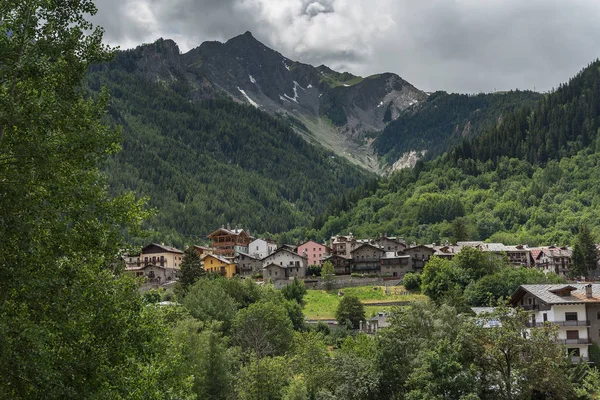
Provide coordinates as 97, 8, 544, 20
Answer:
112, 32, 427, 172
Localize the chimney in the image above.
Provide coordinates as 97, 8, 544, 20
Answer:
586, 284, 593, 298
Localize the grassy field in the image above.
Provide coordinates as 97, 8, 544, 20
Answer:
303, 285, 428, 320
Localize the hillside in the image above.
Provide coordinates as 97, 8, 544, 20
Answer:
86, 40, 372, 245
374, 90, 542, 168
309, 60, 600, 245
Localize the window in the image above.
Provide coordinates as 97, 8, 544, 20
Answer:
566, 330, 579, 340
528, 298, 532, 305
568, 348, 580, 357
597, 311, 600, 320
543, 313, 548, 322
565, 312, 578, 321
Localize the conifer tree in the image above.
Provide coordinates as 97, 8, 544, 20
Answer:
179, 246, 205, 291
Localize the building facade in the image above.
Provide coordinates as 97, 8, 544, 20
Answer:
261, 248, 307, 280
203, 254, 236, 278
297, 240, 329, 266
248, 238, 277, 259
236, 252, 263, 276
351, 243, 385, 274
510, 284, 600, 363
125, 243, 183, 282
208, 227, 252, 258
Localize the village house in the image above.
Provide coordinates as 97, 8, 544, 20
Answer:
261, 247, 307, 280
208, 226, 252, 258
372, 235, 407, 252
431, 244, 460, 260
203, 254, 236, 278
531, 246, 572, 276
380, 252, 413, 278
322, 254, 351, 275
248, 238, 277, 259
331, 234, 359, 258
403, 244, 436, 271
510, 284, 600, 363
125, 243, 184, 282
235, 251, 263, 277
297, 240, 330, 266
350, 243, 385, 274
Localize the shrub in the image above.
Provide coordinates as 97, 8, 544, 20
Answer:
403, 272, 421, 291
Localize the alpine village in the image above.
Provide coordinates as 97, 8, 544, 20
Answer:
6, 1, 600, 399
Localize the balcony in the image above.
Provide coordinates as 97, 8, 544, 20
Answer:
558, 338, 591, 345
526, 320, 590, 328
571, 356, 590, 364
521, 304, 539, 311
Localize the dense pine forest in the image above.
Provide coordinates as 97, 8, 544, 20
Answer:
374, 90, 542, 164
306, 60, 600, 246
85, 45, 371, 245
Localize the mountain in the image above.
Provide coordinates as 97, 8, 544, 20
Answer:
308, 60, 600, 246
182, 31, 427, 171
86, 40, 373, 246
373, 90, 542, 169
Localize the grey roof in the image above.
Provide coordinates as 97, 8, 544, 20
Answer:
471, 307, 497, 315
513, 284, 600, 305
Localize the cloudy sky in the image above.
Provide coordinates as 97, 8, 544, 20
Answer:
93, 0, 600, 93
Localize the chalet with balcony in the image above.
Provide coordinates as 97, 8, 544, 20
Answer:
208, 227, 252, 258
192, 245, 213, 257
331, 234, 359, 258
510, 284, 600, 363
351, 243, 385, 274
531, 246, 572, 276
125, 243, 184, 282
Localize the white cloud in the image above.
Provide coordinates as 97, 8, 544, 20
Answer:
92, 0, 600, 93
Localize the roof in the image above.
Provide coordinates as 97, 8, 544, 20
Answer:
236, 251, 261, 261
511, 284, 600, 305
208, 227, 248, 238
193, 245, 212, 250
351, 243, 384, 253
265, 247, 307, 259
141, 243, 184, 254
203, 254, 234, 264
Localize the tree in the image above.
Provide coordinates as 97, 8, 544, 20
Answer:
179, 246, 205, 290
402, 272, 421, 291
335, 295, 365, 329
282, 277, 307, 303
0, 1, 189, 398
182, 278, 238, 332
172, 319, 236, 400
420, 257, 466, 303
235, 355, 290, 400
321, 261, 335, 290
233, 301, 294, 357
451, 217, 470, 243
571, 223, 598, 278
291, 332, 334, 397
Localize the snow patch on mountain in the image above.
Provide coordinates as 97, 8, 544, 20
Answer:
249, 75, 256, 84
237, 87, 259, 108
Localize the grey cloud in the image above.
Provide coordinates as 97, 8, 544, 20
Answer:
91, 0, 600, 93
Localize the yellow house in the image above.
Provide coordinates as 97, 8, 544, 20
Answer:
202, 254, 236, 278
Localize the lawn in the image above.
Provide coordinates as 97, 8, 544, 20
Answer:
303, 285, 428, 320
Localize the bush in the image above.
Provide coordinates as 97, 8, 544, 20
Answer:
281, 277, 307, 303
335, 295, 365, 329
403, 272, 421, 291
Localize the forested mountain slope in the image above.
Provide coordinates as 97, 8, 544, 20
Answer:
309, 60, 600, 245
86, 41, 371, 245
374, 90, 542, 167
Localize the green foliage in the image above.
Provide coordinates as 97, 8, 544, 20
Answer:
179, 247, 205, 291
307, 265, 322, 276
0, 2, 191, 398
172, 319, 236, 399
420, 257, 466, 303
321, 261, 335, 290
235, 355, 290, 400
375, 90, 542, 163
464, 267, 565, 307
182, 279, 238, 332
570, 223, 598, 278
335, 295, 365, 329
143, 289, 163, 304
282, 277, 307, 303
283, 300, 306, 331
291, 332, 334, 397
453, 246, 505, 282
402, 272, 421, 291
233, 301, 294, 357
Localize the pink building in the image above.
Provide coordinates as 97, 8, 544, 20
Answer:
297, 240, 330, 266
